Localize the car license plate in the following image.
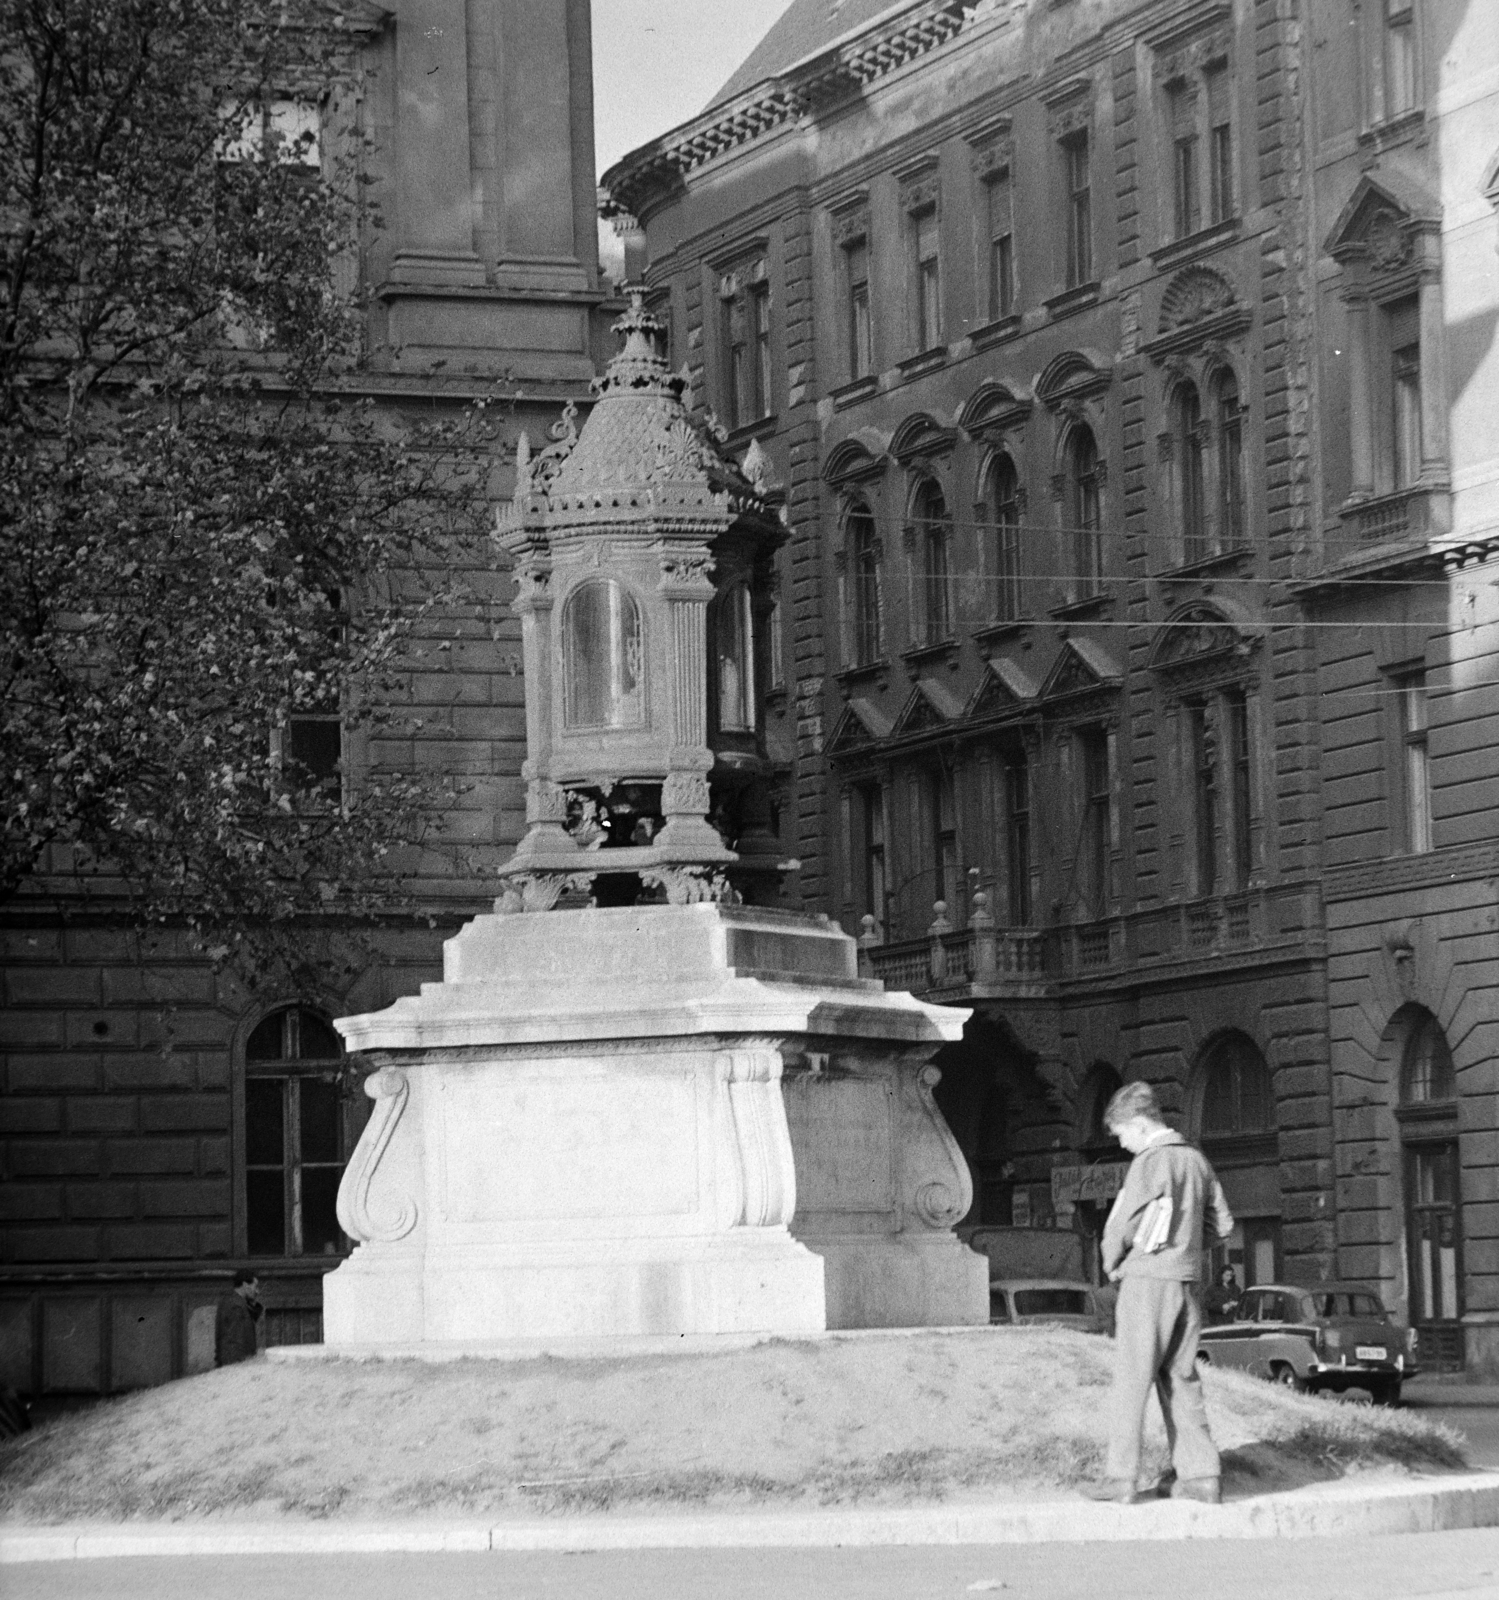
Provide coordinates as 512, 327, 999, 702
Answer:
1356, 1345, 1388, 1362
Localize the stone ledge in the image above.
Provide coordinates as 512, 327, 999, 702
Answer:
6, 1470, 1497, 1560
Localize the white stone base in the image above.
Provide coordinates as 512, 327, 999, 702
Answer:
325, 905, 983, 1348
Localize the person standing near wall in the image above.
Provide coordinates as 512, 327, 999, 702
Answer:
214, 1270, 263, 1368
1083, 1081, 1234, 1505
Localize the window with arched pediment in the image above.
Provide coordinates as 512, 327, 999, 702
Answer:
987, 453, 1022, 622
910, 477, 952, 645
1064, 425, 1101, 597
562, 579, 644, 730
845, 503, 881, 666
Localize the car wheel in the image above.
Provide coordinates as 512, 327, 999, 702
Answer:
1369, 1380, 1402, 1408
1271, 1362, 1307, 1393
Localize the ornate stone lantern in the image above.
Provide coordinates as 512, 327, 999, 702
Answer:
494, 292, 784, 911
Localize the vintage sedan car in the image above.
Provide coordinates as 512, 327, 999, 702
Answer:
989, 1278, 1107, 1334
1196, 1282, 1418, 1404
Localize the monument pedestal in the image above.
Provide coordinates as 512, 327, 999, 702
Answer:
324, 904, 987, 1347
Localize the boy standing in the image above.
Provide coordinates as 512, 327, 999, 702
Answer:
1084, 1080, 1234, 1505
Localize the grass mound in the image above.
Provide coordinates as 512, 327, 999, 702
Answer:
0, 1328, 1465, 1523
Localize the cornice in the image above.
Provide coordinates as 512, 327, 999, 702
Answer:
602, 0, 970, 218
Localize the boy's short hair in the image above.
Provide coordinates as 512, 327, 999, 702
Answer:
1104, 1080, 1162, 1130
231, 1268, 259, 1289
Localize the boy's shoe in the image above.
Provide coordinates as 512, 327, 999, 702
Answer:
1170, 1477, 1223, 1504
1143, 1469, 1176, 1498
1080, 1480, 1153, 1504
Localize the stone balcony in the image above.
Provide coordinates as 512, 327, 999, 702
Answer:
858, 885, 1322, 1003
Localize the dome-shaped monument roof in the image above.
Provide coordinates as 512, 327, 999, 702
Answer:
500, 292, 773, 530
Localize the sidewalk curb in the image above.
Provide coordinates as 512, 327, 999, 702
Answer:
4, 1473, 1498, 1562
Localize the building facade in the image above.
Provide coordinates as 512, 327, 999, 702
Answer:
0, 0, 615, 1396
606, 0, 1499, 1367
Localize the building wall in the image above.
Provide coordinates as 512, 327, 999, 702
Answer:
613, 0, 1339, 1291
0, 0, 615, 1396
1303, 0, 1499, 1373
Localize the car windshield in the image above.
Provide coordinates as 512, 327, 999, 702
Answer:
1013, 1289, 1089, 1318
1310, 1291, 1388, 1320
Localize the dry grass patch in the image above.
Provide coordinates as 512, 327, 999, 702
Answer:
0, 1328, 1464, 1523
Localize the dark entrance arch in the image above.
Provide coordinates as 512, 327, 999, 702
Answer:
1190, 1031, 1281, 1287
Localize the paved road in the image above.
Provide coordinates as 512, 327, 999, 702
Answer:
9, 1530, 1499, 1600
1403, 1381, 1499, 1468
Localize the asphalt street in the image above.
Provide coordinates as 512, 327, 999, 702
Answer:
6, 1529, 1499, 1600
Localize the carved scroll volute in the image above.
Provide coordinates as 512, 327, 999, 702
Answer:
336, 1067, 419, 1245
907, 1062, 974, 1230
720, 1049, 798, 1229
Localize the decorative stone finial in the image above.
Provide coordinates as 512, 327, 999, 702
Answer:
594, 287, 683, 400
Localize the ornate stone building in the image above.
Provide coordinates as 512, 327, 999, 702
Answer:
0, 0, 615, 1395
605, 0, 1499, 1367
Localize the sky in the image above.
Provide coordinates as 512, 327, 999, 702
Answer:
591, 0, 798, 178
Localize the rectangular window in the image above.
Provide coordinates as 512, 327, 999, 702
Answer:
1407, 1141, 1461, 1330
931, 769, 958, 911
1064, 133, 1092, 287
721, 260, 771, 430
985, 172, 1015, 320
1169, 84, 1199, 239
244, 1009, 348, 1259
1004, 752, 1032, 926
1385, 0, 1417, 117
1224, 689, 1252, 887
1186, 700, 1217, 895
913, 207, 942, 350
1218, 382, 1246, 546
1207, 67, 1233, 224
846, 237, 872, 380
1389, 295, 1422, 490
862, 786, 886, 935
1396, 670, 1432, 853
751, 280, 772, 420
1080, 728, 1110, 915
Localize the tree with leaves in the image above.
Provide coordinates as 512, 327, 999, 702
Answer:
1, 0, 493, 978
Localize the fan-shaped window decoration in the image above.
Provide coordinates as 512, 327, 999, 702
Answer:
1066, 426, 1101, 595
848, 505, 881, 665
989, 454, 1021, 622
562, 580, 643, 729
715, 581, 755, 732
1402, 1011, 1456, 1104
912, 479, 951, 644
244, 1006, 347, 1259
1174, 383, 1206, 563
1199, 1034, 1274, 1139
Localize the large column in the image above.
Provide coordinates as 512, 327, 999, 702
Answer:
1417, 248, 1451, 484
391, 0, 483, 285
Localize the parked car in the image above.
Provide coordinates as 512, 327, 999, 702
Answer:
989, 1278, 1107, 1334
1196, 1282, 1418, 1404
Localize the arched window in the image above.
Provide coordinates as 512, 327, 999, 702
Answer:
1078, 1062, 1124, 1155
243, 1006, 348, 1259
714, 581, 755, 733
562, 579, 643, 729
1066, 426, 1101, 596
1402, 1008, 1456, 1105
1198, 1033, 1275, 1139
1214, 370, 1245, 548
848, 505, 881, 665
912, 479, 951, 645
1174, 383, 1206, 562
1394, 1006, 1462, 1363
989, 454, 1021, 622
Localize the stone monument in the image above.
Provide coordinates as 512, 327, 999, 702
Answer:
321, 296, 987, 1347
